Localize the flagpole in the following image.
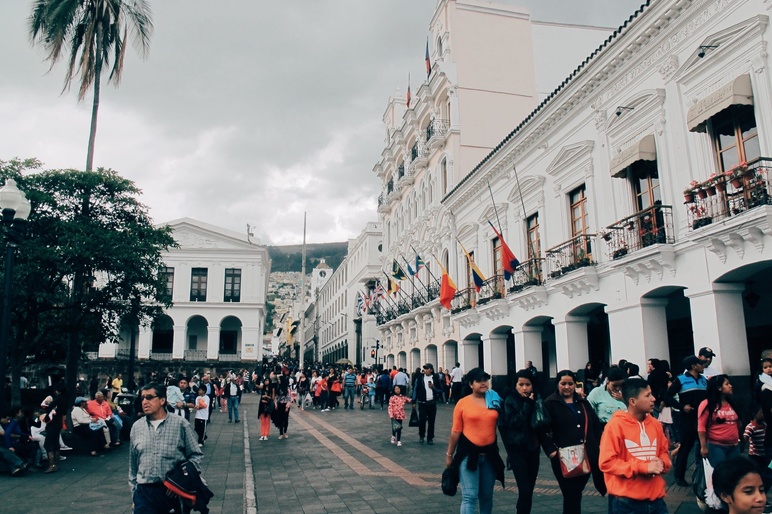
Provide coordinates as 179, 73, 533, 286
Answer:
400, 255, 429, 303
299, 212, 307, 370
511, 165, 541, 279
411, 244, 440, 284
486, 180, 513, 293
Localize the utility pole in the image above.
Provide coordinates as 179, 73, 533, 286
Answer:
298, 212, 307, 370
370, 340, 382, 371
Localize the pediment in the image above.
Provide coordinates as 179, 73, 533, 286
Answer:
166, 218, 258, 251
674, 15, 769, 83
477, 203, 509, 226
545, 141, 594, 178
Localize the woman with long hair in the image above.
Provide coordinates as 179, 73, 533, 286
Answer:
256, 377, 274, 441
698, 374, 741, 467
713, 456, 766, 514
445, 368, 505, 514
540, 369, 605, 514
499, 369, 542, 514
274, 370, 292, 439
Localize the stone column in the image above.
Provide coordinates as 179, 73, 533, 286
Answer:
606, 299, 669, 367
686, 283, 749, 375
483, 333, 509, 378
207, 326, 220, 361
137, 326, 152, 359
240, 327, 260, 361
514, 326, 543, 371
172, 325, 186, 360
553, 315, 589, 372
460, 338, 480, 372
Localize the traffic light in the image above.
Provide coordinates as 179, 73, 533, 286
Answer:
370, 349, 376, 358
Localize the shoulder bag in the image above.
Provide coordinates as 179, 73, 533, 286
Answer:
530, 398, 550, 431
558, 403, 591, 478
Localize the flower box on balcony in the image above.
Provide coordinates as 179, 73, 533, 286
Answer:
612, 248, 628, 260
692, 217, 713, 230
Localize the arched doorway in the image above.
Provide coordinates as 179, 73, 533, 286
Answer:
461, 333, 483, 371
442, 340, 458, 370
397, 351, 407, 369
410, 348, 421, 372
426, 344, 438, 369
220, 316, 242, 356
186, 315, 208, 358
151, 314, 174, 354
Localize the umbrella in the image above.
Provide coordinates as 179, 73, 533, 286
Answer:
335, 358, 354, 366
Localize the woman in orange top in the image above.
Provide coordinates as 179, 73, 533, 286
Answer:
445, 368, 505, 514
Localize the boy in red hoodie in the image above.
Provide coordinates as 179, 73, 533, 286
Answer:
600, 378, 671, 514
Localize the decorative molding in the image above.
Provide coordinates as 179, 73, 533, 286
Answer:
478, 300, 510, 321
453, 308, 480, 328
545, 266, 600, 299
687, 206, 772, 263
510, 286, 548, 312
658, 54, 679, 81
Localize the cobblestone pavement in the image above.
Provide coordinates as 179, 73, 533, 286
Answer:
0, 393, 704, 514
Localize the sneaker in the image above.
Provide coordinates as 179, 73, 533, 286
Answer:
198, 443, 204, 447
59, 445, 73, 451
391, 436, 396, 444
235, 420, 240, 423
427, 439, 434, 445
675, 478, 689, 487
58, 455, 67, 461
397, 441, 402, 447
419, 438, 425, 444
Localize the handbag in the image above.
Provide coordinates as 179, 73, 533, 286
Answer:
441, 466, 459, 496
558, 405, 591, 478
408, 407, 419, 427
530, 398, 550, 430
262, 400, 275, 416
391, 419, 403, 432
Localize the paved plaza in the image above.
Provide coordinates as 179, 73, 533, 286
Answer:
0, 394, 704, 514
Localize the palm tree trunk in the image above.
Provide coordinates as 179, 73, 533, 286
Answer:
86, 25, 105, 172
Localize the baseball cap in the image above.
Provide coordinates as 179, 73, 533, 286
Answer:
699, 347, 716, 358
422, 363, 434, 370
74, 396, 88, 405
683, 355, 702, 369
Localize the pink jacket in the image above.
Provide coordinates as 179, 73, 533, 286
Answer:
388, 395, 411, 420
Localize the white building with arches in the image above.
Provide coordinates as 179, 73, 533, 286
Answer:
376, 0, 772, 389
99, 218, 271, 364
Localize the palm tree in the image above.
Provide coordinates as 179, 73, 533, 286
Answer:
29, 0, 153, 171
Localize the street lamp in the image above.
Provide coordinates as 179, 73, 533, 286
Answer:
0, 179, 31, 415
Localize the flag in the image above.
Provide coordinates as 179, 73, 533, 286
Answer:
392, 260, 407, 281
459, 242, 485, 292
437, 262, 456, 310
374, 282, 386, 300
389, 277, 400, 296
362, 291, 371, 310
425, 38, 431, 79
415, 255, 425, 274
356, 292, 366, 316
406, 73, 412, 108
407, 262, 416, 276
488, 220, 520, 280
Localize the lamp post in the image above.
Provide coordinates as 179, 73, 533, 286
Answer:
0, 179, 31, 415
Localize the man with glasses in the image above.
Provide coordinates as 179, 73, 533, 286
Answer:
412, 363, 443, 444
129, 383, 203, 513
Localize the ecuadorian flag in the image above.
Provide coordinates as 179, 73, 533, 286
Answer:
460, 242, 485, 292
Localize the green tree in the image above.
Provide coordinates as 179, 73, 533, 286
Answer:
29, 0, 153, 171
0, 159, 175, 407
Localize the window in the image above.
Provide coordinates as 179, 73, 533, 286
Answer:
492, 237, 502, 278
440, 158, 448, 195
711, 105, 760, 172
160, 266, 174, 297
632, 161, 661, 211
224, 268, 242, 302
569, 185, 592, 259
190, 268, 208, 302
526, 214, 541, 260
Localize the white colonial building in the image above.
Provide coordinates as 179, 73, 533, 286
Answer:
375, 0, 772, 388
99, 218, 271, 363
308, 222, 383, 368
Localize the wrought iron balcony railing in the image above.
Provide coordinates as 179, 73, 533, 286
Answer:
508, 258, 544, 293
184, 349, 208, 361
426, 119, 449, 143
602, 204, 674, 260
545, 234, 596, 279
685, 157, 772, 230
450, 286, 475, 314
477, 275, 505, 305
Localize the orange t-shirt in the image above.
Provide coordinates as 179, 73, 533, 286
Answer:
451, 395, 498, 447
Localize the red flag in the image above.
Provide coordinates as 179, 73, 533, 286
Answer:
425, 38, 431, 79
438, 264, 457, 310
406, 74, 412, 108
488, 220, 520, 280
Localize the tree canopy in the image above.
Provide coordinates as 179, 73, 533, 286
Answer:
0, 159, 175, 405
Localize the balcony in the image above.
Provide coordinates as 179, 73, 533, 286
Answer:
426, 119, 449, 149
507, 258, 545, 293
377, 193, 389, 213
477, 275, 505, 305
450, 287, 475, 314
149, 352, 173, 361
116, 349, 131, 360
545, 234, 596, 279
686, 157, 772, 231
602, 204, 674, 260
409, 141, 430, 172
373, 282, 441, 326
219, 351, 242, 362
184, 349, 208, 361
398, 164, 415, 188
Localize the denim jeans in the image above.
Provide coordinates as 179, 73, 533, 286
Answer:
133, 483, 183, 513
459, 454, 495, 514
344, 386, 356, 408
609, 495, 668, 514
228, 396, 240, 421
706, 442, 740, 468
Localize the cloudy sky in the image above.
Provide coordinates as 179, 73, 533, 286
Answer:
0, 1, 643, 244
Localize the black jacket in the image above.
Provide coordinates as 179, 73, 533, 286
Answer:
499, 392, 539, 451
412, 373, 442, 402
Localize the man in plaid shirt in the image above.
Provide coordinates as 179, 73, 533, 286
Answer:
129, 383, 203, 513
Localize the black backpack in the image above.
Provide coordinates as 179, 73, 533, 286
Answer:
164, 460, 214, 514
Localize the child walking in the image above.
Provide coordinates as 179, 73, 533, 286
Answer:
194, 387, 210, 446
388, 385, 411, 447
743, 406, 768, 468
